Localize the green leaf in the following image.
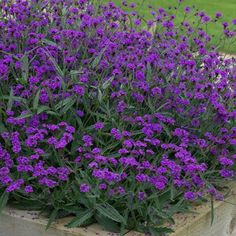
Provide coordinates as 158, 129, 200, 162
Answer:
21, 54, 29, 84
161, 122, 172, 139
61, 7, 68, 16
46, 209, 58, 230
158, 189, 171, 207
37, 106, 50, 114
170, 184, 176, 201
0, 122, 6, 133
10, 200, 43, 211
33, 89, 41, 111
42, 38, 60, 48
7, 88, 14, 111
146, 62, 152, 83
55, 96, 75, 111
76, 194, 93, 209
46, 111, 58, 116
98, 89, 103, 103
149, 226, 174, 235
102, 76, 114, 90
152, 207, 171, 220
60, 98, 76, 114
1, 95, 26, 103
96, 203, 125, 224
0, 192, 9, 213
43, 49, 65, 87
16, 112, 33, 119
168, 198, 184, 217
70, 70, 83, 76
16, 77, 28, 85
91, 48, 106, 69
1, 93, 27, 111
65, 209, 94, 228
95, 213, 121, 233
210, 195, 214, 225
62, 205, 84, 214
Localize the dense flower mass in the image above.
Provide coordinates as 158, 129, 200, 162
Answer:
0, 0, 235, 234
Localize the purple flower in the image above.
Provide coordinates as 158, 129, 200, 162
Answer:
11, 132, 21, 153
184, 6, 191, 13
98, 183, 107, 190
153, 181, 166, 190
215, 12, 222, 18
135, 174, 148, 182
202, 15, 211, 22
73, 85, 85, 96
82, 135, 93, 147
118, 187, 125, 195
39, 178, 58, 188
116, 101, 127, 113
229, 139, 236, 145
137, 191, 146, 201
0, 167, 9, 176
76, 110, 85, 117
134, 19, 141, 26
110, 128, 122, 140
184, 191, 196, 201
218, 157, 234, 166
220, 169, 234, 178
222, 22, 229, 28
88, 162, 98, 168
6, 179, 24, 192
93, 122, 104, 130
129, 2, 136, 8
75, 156, 81, 163
80, 183, 91, 193
25, 185, 34, 193
123, 140, 133, 148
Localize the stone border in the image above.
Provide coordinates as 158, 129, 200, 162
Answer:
171, 186, 236, 236
1, 184, 236, 236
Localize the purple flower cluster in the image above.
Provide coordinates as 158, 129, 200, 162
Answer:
0, 122, 72, 192
0, 0, 235, 232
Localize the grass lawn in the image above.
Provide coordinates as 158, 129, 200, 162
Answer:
109, 0, 236, 54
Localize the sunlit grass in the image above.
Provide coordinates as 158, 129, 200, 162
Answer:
109, 0, 236, 53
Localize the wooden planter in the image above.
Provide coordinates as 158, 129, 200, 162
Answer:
1, 186, 236, 236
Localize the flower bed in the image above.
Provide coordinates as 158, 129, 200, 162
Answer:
0, 0, 236, 235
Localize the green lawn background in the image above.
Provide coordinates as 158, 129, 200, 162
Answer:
109, 0, 236, 53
